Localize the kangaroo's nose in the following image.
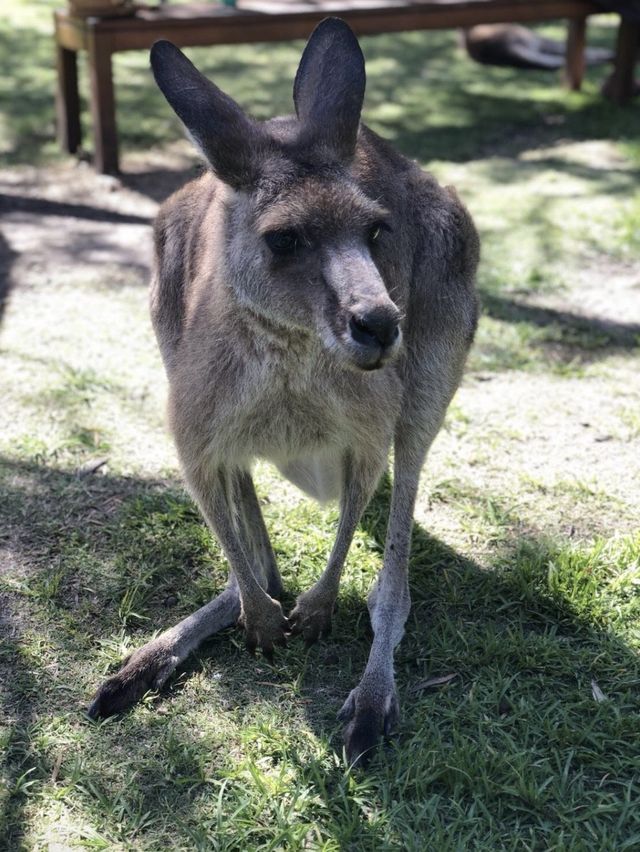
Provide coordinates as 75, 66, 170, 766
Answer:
349, 305, 400, 350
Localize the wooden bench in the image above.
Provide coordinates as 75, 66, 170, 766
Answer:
55, 0, 619, 174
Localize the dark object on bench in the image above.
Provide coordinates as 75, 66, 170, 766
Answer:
55, 0, 633, 174
463, 23, 613, 69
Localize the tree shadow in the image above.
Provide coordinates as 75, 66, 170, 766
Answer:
0, 193, 151, 226
118, 164, 204, 204
482, 291, 640, 353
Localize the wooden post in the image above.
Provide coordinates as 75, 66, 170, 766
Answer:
55, 41, 82, 153
565, 16, 586, 91
87, 28, 119, 173
602, 18, 639, 105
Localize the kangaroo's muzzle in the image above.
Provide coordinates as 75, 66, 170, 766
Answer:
346, 301, 402, 370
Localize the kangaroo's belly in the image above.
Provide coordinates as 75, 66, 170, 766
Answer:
275, 452, 342, 502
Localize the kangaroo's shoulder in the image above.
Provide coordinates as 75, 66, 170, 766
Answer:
150, 170, 222, 369
357, 125, 479, 281
153, 170, 219, 261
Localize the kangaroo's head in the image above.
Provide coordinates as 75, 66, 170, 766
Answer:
151, 18, 402, 371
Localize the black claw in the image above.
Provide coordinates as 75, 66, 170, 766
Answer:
337, 696, 355, 723
87, 673, 148, 719
383, 712, 396, 737
344, 707, 383, 768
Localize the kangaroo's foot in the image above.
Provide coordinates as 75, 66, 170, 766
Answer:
287, 585, 335, 646
88, 586, 240, 718
238, 594, 290, 661
88, 638, 180, 718
337, 673, 400, 768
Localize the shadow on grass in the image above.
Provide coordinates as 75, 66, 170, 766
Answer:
482, 292, 640, 350
1, 457, 640, 844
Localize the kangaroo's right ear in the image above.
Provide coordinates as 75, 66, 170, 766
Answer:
150, 41, 267, 188
293, 18, 365, 161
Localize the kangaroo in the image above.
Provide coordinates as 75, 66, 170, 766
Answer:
462, 23, 613, 71
88, 18, 479, 766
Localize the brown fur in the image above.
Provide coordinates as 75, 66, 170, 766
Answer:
89, 19, 479, 767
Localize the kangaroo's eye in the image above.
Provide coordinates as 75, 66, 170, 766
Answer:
264, 230, 300, 256
368, 222, 389, 246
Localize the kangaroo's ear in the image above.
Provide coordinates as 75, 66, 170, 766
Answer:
293, 18, 365, 161
150, 40, 267, 188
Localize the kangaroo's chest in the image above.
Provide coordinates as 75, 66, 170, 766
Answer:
227, 349, 401, 463
238, 360, 348, 457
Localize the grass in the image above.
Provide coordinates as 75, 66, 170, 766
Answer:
1, 0, 640, 849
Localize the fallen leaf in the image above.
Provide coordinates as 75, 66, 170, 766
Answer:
76, 457, 109, 477
591, 679, 607, 703
410, 673, 458, 693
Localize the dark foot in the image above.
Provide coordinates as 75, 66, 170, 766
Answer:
338, 685, 400, 768
88, 639, 180, 718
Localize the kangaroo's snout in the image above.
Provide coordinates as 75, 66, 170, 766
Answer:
345, 300, 402, 370
349, 305, 400, 350
322, 245, 403, 371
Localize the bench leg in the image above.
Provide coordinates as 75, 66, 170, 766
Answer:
602, 19, 639, 105
88, 31, 119, 174
564, 17, 586, 91
56, 44, 82, 154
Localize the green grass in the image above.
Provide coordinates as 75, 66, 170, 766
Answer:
2, 462, 640, 849
2, 0, 640, 848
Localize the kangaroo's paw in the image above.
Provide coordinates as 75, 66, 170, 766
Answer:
337, 681, 400, 768
88, 639, 180, 719
238, 595, 289, 661
287, 587, 334, 646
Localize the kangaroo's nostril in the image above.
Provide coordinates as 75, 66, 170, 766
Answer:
349, 310, 400, 349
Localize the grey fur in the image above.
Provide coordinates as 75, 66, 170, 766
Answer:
89, 18, 479, 767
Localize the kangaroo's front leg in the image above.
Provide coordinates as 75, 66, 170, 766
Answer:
189, 464, 289, 658
235, 470, 283, 600
338, 439, 423, 766
288, 453, 382, 645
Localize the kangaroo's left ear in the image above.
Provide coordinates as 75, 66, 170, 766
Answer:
293, 17, 366, 161
150, 40, 269, 188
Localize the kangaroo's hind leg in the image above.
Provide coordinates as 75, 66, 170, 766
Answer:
338, 381, 456, 766
88, 583, 241, 718
88, 468, 284, 717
